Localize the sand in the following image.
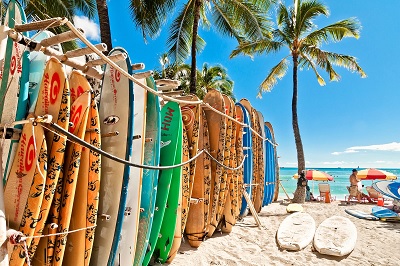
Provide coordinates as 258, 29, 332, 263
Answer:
168, 199, 400, 266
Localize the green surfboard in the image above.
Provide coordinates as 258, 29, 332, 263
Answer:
142, 101, 182, 266
152, 109, 183, 263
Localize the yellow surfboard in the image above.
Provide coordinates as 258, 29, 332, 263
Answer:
185, 108, 211, 248
4, 113, 47, 265
26, 57, 70, 264
53, 89, 91, 265
204, 90, 226, 237
221, 96, 238, 233
64, 89, 100, 266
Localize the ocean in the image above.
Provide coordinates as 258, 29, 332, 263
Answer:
278, 167, 400, 200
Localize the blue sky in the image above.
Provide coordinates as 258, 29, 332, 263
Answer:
75, 0, 400, 169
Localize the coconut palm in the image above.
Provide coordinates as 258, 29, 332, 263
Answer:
230, 0, 366, 202
95, 0, 112, 52
130, 0, 275, 94
154, 55, 234, 99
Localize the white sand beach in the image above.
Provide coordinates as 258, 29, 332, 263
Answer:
169, 199, 400, 266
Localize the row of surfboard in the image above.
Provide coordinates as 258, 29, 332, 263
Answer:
277, 212, 357, 257
0, 1, 279, 265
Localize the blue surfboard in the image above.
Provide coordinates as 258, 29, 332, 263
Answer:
263, 123, 274, 206
373, 181, 399, 200
387, 182, 400, 200
372, 206, 399, 219
235, 102, 253, 217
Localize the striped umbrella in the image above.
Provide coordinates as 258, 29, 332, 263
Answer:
357, 168, 397, 180
293, 170, 334, 181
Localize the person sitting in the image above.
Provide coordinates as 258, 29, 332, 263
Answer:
306, 185, 316, 201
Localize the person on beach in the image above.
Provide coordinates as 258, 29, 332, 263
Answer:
347, 169, 373, 204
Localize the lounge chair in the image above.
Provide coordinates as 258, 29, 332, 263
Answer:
345, 186, 368, 203
366, 186, 383, 202
317, 183, 336, 202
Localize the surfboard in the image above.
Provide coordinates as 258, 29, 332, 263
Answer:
220, 95, 237, 233
252, 109, 264, 213
387, 182, 400, 200
142, 101, 181, 266
203, 89, 226, 237
313, 216, 357, 256
180, 126, 190, 235
372, 206, 400, 220
373, 181, 399, 200
63, 90, 101, 266
133, 76, 160, 265
152, 105, 180, 264
25, 57, 70, 264
344, 209, 379, 221
1, 0, 30, 187
166, 126, 186, 263
185, 108, 211, 248
286, 203, 303, 213
214, 95, 232, 230
239, 99, 259, 215
4, 113, 47, 265
263, 122, 276, 206
257, 112, 267, 209
233, 105, 244, 220
53, 90, 91, 265
277, 212, 315, 251
235, 102, 253, 217
91, 48, 135, 266
179, 95, 200, 234
28, 31, 63, 112
265, 122, 278, 204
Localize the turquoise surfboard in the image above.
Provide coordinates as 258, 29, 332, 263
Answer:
143, 101, 182, 266
152, 111, 182, 263
133, 76, 161, 265
235, 102, 253, 217
1, 0, 30, 184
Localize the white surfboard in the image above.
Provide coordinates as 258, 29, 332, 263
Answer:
314, 216, 357, 256
277, 212, 315, 251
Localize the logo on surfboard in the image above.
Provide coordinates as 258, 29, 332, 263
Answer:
70, 105, 83, 133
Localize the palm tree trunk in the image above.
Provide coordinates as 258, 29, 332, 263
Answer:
189, 0, 202, 94
96, 0, 112, 54
291, 55, 307, 203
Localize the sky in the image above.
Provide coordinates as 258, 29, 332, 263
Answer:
74, 0, 400, 169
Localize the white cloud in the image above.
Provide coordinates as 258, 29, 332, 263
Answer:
73, 15, 100, 41
332, 142, 400, 155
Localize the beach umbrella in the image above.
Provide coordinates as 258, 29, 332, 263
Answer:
357, 168, 397, 180
293, 170, 334, 181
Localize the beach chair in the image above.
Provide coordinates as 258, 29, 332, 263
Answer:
366, 186, 382, 202
345, 186, 368, 203
317, 183, 335, 202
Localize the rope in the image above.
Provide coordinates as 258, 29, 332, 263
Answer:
41, 122, 247, 171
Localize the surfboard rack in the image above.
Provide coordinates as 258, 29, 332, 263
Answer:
133, 70, 153, 79
101, 131, 119, 138
14, 17, 68, 32
86, 53, 127, 67
65, 44, 108, 58
132, 63, 145, 70
39, 29, 83, 47
242, 189, 262, 227
8, 30, 103, 79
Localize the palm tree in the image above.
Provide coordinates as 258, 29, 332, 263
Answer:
130, 0, 275, 94
95, 0, 112, 52
230, 0, 366, 202
21, 0, 97, 51
153, 55, 234, 99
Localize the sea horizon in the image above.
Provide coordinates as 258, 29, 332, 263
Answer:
277, 167, 400, 200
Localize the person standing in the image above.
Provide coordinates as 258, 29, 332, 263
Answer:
347, 169, 373, 203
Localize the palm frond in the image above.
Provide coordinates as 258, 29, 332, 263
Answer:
166, 1, 196, 63
258, 57, 289, 97
129, 0, 178, 40
304, 46, 366, 79
304, 18, 361, 46
230, 38, 283, 58
295, 0, 329, 37
299, 54, 326, 85
74, 0, 97, 19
